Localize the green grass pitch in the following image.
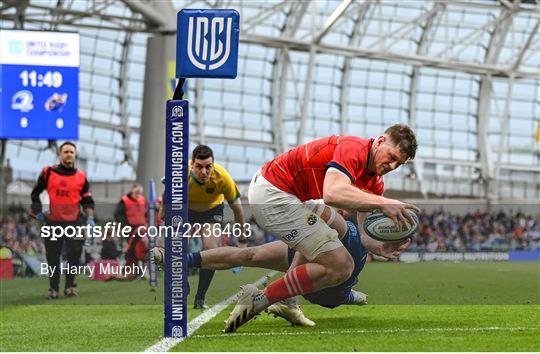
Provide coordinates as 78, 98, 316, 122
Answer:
1, 262, 539, 351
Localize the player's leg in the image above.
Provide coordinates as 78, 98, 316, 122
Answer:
304, 199, 348, 239
152, 233, 315, 325
193, 204, 224, 309
260, 244, 354, 306
224, 174, 354, 332
194, 229, 219, 308
189, 241, 290, 272
302, 288, 368, 308
153, 200, 347, 271
250, 179, 354, 293
189, 200, 345, 271
44, 236, 63, 299
65, 237, 84, 296
287, 199, 348, 270
153, 240, 291, 272
265, 246, 316, 327
224, 246, 352, 333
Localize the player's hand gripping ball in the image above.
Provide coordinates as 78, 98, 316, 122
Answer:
363, 210, 419, 242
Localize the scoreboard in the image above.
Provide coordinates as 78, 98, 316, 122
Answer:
0, 30, 79, 139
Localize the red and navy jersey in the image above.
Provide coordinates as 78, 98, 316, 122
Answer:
262, 135, 384, 201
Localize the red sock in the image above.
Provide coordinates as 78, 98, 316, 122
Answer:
264, 264, 315, 304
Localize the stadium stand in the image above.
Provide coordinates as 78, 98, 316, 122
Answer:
2, 205, 538, 278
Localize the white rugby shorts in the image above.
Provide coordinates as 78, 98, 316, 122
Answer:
248, 170, 342, 261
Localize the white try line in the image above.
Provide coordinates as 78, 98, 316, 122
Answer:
189, 326, 539, 339
144, 271, 277, 352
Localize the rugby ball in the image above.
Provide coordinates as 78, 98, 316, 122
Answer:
363, 210, 419, 242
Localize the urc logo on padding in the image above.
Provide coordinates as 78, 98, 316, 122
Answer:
187, 16, 232, 70
176, 9, 239, 78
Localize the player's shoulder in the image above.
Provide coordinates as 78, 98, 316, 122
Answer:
211, 162, 236, 185
338, 136, 372, 147
333, 137, 372, 159
212, 162, 232, 178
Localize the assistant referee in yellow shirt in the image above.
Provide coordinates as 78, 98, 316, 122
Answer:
188, 145, 245, 309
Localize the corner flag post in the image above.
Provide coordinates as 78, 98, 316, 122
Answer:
148, 178, 157, 289
163, 8, 240, 338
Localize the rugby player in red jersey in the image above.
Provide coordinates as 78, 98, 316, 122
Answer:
224, 124, 420, 332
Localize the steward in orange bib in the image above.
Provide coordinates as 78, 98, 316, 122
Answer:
30, 141, 95, 299
114, 184, 148, 279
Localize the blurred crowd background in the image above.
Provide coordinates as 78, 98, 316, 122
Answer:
2, 203, 539, 278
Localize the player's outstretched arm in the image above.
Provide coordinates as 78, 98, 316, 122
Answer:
323, 170, 384, 211
229, 199, 248, 246
324, 170, 420, 227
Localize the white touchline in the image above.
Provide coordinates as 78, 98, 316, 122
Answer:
144, 271, 277, 352
188, 326, 539, 339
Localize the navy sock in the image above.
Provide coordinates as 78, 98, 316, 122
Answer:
187, 252, 202, 268
195, 269, 215, 301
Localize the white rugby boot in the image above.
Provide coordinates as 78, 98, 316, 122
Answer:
223, 284, 264, 333
267, 297, 315, 327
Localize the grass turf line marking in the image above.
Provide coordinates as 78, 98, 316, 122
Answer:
144, 271, 277, 352
189, 326, 539, 339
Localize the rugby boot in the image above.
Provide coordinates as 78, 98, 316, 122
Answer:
194, 298, 209, 310
64, 287, 78, 297
267, 297, 315, 326
351, 290, 368, 305
46, 289, 59, 300
223, 284, 263, 333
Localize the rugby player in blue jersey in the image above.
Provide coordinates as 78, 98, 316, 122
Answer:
152, 200, 409, 326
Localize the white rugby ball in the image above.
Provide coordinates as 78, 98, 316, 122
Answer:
362, 210, 419, 242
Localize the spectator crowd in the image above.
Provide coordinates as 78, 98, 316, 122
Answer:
1, 204, 539, 277
0, 204, 45, 277
413, 209, 540, 252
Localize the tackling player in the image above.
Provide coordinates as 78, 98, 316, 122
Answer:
225, 124, 420, 332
